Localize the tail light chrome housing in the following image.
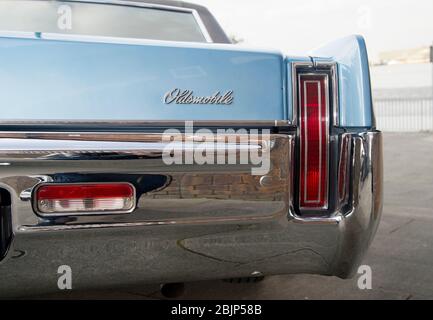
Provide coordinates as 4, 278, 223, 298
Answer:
292, 61, 339, 213
298, 73, 330, 210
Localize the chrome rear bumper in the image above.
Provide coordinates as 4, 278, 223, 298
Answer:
0, 130, 382, 297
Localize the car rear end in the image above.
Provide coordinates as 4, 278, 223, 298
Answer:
0, 0, 382, 297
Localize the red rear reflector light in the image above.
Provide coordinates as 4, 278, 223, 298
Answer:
299, 74, 329, 210
35, 183, 135, 215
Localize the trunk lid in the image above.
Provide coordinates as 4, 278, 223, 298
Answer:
0, 34, 286, 122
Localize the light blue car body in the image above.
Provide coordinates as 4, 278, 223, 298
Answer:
0, 33, 373, 128
310, 35, 374, 128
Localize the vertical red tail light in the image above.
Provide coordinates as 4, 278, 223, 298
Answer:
299, 74, 329, 210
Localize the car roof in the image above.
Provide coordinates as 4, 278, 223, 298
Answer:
103, 0, 231, 43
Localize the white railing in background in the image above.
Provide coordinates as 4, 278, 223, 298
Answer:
374, 98, 433, 132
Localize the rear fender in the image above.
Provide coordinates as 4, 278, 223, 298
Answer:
310, 35, 375, 128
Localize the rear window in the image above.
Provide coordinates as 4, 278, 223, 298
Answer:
0, 0, 209, 43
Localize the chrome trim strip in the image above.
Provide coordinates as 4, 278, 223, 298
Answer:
338, 133, 351, 204
331, 64, 340, 127
0, 120, 292, 128
190, 7, 213, 43
17, 213, 278, 232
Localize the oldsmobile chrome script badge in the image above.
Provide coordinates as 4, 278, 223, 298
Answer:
164, 88, 234, 105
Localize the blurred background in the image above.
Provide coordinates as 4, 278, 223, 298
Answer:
196, 0, 433, 132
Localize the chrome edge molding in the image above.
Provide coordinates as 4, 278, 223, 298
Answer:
0, 120, 292, 128
337, 133, 351, 205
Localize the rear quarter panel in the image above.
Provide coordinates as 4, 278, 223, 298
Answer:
310, 35, 375, 128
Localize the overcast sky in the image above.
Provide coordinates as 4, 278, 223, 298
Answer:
194, 0, 433, 61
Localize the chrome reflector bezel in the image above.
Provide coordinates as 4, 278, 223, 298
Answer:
297, 72, 330, 211
33, 182, 136, 217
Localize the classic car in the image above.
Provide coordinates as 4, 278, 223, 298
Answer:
0, 0, 383, 297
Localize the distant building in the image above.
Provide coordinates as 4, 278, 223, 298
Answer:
378, 46, 431, 65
